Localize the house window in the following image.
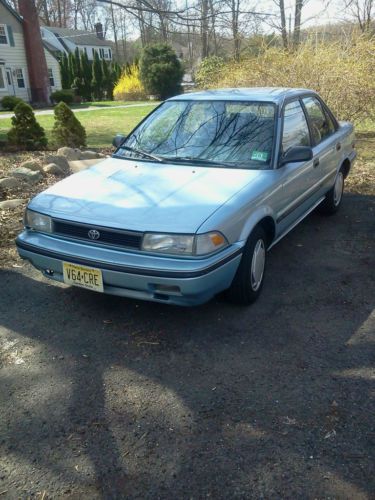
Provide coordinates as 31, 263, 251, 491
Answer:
99, 48, 111, 60
15, 68, 25, 88
108, 48, 111, 59
0, 25, 9, 45
0, 67, 5, 89
48, 68, 55, 87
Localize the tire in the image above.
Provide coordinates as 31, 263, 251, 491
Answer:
225, 225, 267, 305
318, 169, 344, 215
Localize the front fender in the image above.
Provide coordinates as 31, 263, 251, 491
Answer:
238, 205, 276, 243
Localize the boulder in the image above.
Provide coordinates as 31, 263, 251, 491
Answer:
45, 155, 70, 174
0, 177, 18, 189
43, 163, 65, 176
19, 159, 44, 172
57, 147, 81, 161
80, 150, 100, 160
0, 199, 25, 209
12, 167, 42, 184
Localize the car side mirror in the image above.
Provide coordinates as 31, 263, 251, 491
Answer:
280, 146, 313, 166
112, 134, 127, 148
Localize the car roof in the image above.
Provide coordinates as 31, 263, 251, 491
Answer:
168, 87, 316, 104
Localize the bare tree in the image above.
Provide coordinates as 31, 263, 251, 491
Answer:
346, 0, 374, 31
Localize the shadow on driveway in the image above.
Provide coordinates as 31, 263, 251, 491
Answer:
0, 193, 374, 498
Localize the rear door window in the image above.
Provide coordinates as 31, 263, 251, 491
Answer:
302, 96, 335, 144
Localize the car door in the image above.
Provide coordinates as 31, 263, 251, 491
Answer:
276, 99, 317, 234
301, 96, 339, 192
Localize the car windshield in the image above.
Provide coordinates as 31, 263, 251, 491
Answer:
116, 100, 276, 169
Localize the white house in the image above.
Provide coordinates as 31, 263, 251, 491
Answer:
0, 0, 61, 104
40, 24, 113, 61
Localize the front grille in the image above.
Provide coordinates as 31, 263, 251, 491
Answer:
53, 219, 142, 249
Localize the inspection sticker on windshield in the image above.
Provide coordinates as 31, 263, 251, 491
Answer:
251, 151, 269, 162
63, 262, 104, 292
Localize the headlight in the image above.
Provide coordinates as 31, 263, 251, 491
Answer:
25, 209, 53, 233
142, 231, 228, 255
142, 233, 194, 255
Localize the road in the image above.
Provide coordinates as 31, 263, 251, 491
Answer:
0, 192, 374, 499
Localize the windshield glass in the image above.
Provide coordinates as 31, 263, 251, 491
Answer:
116, 100, 276, 169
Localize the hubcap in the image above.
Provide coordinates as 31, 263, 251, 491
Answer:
250, 239, 265, 291
334, 172, 344, 206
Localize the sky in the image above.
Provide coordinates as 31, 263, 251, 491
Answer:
289, 0, 348, 27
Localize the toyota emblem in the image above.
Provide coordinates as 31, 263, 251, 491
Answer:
88, 229, 100, 240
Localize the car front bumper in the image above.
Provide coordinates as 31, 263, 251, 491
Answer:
16, 231, 243, 306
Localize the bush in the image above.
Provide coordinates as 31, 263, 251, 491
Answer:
198, 34, 375, 124
1, 95, 24, 111
51, 101, 86, 148
113, 63, 146, 101
140, 43, 183, 99
50, 89, 74, 105
7, 102, 47, 150
195, 56, 225, 89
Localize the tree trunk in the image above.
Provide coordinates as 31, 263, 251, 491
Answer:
279, 0, 288, 49
110, 3, 120, 60
232, 0, 240, 61
201, 0, 209, 59
293, 0, 303, 48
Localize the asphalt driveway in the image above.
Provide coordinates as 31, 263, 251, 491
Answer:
0, 192, 374, 499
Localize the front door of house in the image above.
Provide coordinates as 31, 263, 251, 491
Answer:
6, 68, 16, 96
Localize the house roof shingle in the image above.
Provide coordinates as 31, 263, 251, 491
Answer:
0, 0, 23, 22
42, 26, 111, 47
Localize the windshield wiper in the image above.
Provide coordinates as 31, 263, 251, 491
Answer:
118, 145, 165, 163
161, 156, 234, 168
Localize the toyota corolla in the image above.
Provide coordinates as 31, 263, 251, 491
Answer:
16, 88, 356, 306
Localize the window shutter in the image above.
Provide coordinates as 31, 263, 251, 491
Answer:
7, 26, 15, 46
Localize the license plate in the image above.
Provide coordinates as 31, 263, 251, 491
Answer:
63, 262, 103, 292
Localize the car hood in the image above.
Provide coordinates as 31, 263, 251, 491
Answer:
29, 158, 262, 233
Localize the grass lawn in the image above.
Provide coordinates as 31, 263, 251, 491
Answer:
0, 104, 158, 149
71, 100, 155, 109
0, 100, 154, 113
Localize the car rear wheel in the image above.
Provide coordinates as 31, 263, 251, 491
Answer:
318, 169, 344, 215
225, 226, 266, 305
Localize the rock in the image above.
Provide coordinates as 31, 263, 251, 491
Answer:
80, 150, 100, 160
0, 199, 25, 209
19, 159, 44, 172
57, 147, 81, 161
44, 155, 70, 173
12, 167, 42, 184
43, 163, 65, 176
0, 177, 18, 189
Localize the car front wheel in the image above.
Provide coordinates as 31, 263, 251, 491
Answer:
225, 226, 267, 305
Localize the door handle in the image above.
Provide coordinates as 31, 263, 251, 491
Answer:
313, 158, 320, 168
336, 142, 341, 151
